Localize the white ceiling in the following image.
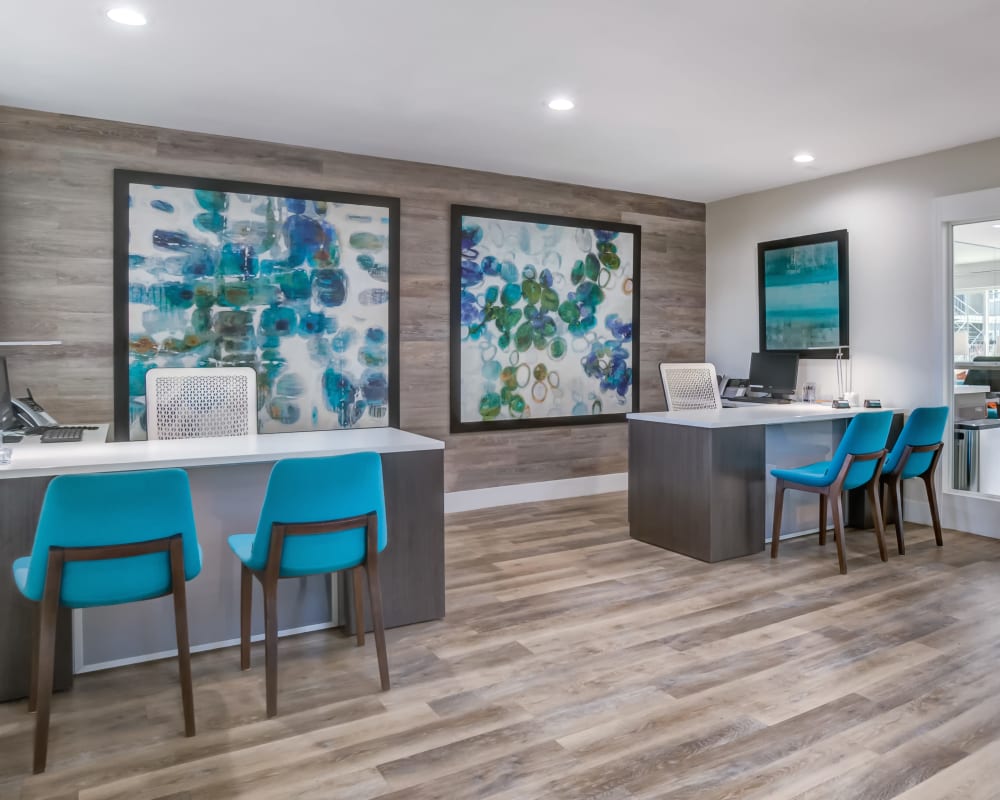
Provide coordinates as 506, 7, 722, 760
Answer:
5, 0, 1000, 202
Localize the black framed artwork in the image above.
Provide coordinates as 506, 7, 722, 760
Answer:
113, 170, 400, 440
757, 229, 849, 359
450, 205, 641, 433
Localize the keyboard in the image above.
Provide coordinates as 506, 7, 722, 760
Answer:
37, 426, 93, 443
728, 396, 793, 405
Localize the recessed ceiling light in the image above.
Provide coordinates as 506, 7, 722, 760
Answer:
547, 97, 575, 111
793, 153, 815, 164
107, 7, 147, 26
992, 223, 1000, 228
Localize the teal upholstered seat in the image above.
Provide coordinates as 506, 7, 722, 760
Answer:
880, 406, 949, 555
11, 468, 201, 772
228, 451, 390, 718
771, 411, 894, 574
771, 410, 894, 491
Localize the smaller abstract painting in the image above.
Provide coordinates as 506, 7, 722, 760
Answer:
450, 205, 641, 433
757, 229, 849, 358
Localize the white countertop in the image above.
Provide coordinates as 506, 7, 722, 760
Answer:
628, 402, 899, 429
0, 426, 444, 480
955, 385, 992, 395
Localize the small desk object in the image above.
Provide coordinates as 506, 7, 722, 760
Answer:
627, 404, 902, 563
0, 427, 444, 702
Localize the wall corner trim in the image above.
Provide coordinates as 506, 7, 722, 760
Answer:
445, 472, 628, 513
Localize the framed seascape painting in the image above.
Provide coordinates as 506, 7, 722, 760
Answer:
757, 229, 849, 359
450, 205, 641, 433
113, 170, 400, 441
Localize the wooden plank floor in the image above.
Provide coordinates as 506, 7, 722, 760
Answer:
3, 492, 1000, 799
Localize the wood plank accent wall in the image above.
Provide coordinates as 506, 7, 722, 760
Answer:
0, 106, 705, 492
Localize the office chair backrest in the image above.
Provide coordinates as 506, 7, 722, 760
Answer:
22, 469, 201, 606
248, 452, 388, 575
825, 410, 893, 490
659, 363, 722, 411
884, 406, 949, 478
145, 367, 258, 440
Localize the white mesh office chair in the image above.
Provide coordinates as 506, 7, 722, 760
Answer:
145, 367, 258, 440
658, 363, 722, 411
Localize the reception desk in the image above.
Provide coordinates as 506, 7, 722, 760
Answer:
627, 404, 902, 562
0, 427, 445, 702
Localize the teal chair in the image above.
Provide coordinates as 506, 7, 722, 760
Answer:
12, 469, 201, 773
227, 452, 389, 718
770, 410, 894, 575
879, 406, 949, 555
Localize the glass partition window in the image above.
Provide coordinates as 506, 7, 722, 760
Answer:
953, 221, 1000, 494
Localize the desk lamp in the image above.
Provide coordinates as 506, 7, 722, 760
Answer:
832, 345, 851, 408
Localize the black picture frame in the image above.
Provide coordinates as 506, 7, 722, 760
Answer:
757, 228, 849, 359
113, 169, 401, 441
450, 204, 641, 433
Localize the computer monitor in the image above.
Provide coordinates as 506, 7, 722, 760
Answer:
0, 357, 15, 432
964, 356, 1000, 393
749, 352, 799, 397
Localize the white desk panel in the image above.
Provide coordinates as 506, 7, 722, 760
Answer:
0, 427, 444, 480
628, 403, 897, 429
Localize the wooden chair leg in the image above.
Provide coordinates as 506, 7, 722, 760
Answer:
28, 606, 40, 714
924, 474, 944, 547
353, 567, 365, 647
33, 552, 63, 774
818, 495, 827, 546
890, 479, 905, 555
364, 558, 390, 691
867, 483, 888, 562
830, 491, 848, 575
263, 576, 279, 718
170, 539, 196, 737
770, 480, 785, 559
240, 565, 252, 671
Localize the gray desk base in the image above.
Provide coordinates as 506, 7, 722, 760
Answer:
628, 415, 902, 563
629, 421, 764, 562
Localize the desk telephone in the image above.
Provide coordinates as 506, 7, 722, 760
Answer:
719, 376, 749, 399
2, 392, 64, 443
13, 389, 58, 428
6, 395, 94, 443
1, 356, 93, 443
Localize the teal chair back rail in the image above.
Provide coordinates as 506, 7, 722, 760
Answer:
882, 406, 949, 479
824, 410, 895, 490
20, 469, 201, 607
247, 451, 388, 577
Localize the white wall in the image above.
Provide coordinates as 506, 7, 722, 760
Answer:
706, 136, 1000, 535
708, 137, 1000, 407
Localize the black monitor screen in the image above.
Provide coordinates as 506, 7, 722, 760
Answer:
749, 352, 799, 394
965, 356, 1000, 392
0, 357, 14, 431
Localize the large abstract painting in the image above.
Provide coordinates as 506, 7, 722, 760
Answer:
450, 206, 640, 432
757, 229, 849, 358
113, 171, 400, 440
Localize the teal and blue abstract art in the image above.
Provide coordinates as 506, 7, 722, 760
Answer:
450, 206, 641, 432
113, 171, 399, 440
758, 229, 849, 357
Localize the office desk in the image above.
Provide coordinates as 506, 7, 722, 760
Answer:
627, 404, 902, 562
0, 428, 444, 702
